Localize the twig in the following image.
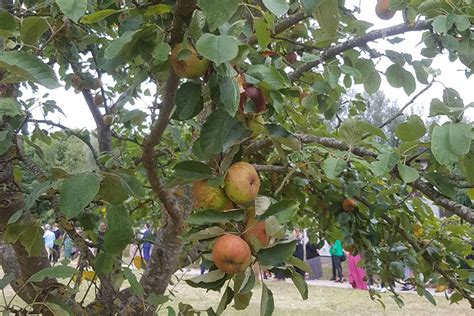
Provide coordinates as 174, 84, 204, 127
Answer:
378, 79, 435, 129
289, 21, 432, 81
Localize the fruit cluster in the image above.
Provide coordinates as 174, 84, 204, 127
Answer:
193, 162, 268, 275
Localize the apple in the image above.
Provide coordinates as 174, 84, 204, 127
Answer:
244, 86, 267, 113
171, 43, 209, 79
285, 51, 297, 64
103, 115, 114, 126
193, 179, 231, 210
212, 234, 252, 275
93, 94, 104, 106
224, 162, 260, 206
375, 0, 395, 20
341, 198, 356, 212
243, 221, 269, 250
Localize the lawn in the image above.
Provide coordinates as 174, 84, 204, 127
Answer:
160, 278, 472, 316
1, 268, 472, 315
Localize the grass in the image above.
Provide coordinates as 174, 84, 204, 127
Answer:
1, 266, 472, 315
162, 279, 472, 316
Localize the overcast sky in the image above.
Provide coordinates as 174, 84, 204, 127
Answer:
26, 1, 473, 130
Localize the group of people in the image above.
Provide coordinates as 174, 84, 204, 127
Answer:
291, 230, 369, 290
42, 222, 155, 265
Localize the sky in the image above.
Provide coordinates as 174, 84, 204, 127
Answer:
25, 0, 473, 130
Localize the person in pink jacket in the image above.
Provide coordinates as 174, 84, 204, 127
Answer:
347, 251, 368, 290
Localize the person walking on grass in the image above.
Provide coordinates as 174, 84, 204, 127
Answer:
330, 239, 344, 282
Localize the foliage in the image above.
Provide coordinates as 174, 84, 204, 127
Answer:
0, 0, 473, 315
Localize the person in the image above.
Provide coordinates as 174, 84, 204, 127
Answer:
306, 239, 324, 280
292, 229, 305, 277
329, 240, 344, 282
63, 233, 73, 261
52, 223, 62, 262
142, 223, 153, 262
96, 222, 107, 255
43, 224, 56, 262
347, 251, 368, 290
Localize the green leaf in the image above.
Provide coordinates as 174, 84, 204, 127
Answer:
123, 267, 144, 295
119, 172, 145, 199
187, 270, 226, 285
55, 0, 87, 23
422, 288, 437, 306
258, 240, 297, 266
364, 71, 381, 94
146, 293, 169, 306
98, 173, 128, 204
188, 226, 226, 241
322, 157, 346, 179
386, 64, 416, 95
254, 18, 271, 49
258, 200, 299, 223
246, 65, 288, 90
7, 210, 23, 225
104, 30, 139, 60
217, 287, 234, 315
432, 15, 452, 34
0, 274, 15, 290
371, 152, 400, 176
313, 0, 339, 37
395, 115, 426, 141
449, 292, 464, 304
187, 209, 245, 225
95, 252, 115, 274
19, 223, 44, 257
80, 9, 118, 24
287, 267, 308, 300
287, 256, 312, 274
0, 51, 60, 89
0, 12, 16, 33
431, 123, 471, 166
174, 161, 213, 179
153, 42, 171, 62
24, 181, 54, 210
172, 82, 203, 121
200, 110, 236, 155
356, 121, 386, 140
0, 98, 21, 119
28, 265, 77, 283
197, 0, 240, 31
103, 205, 134, 255
233, 291, 253, 310
397, 164, 419, 183
454, 15, 470, 32
262, 0, 289, 17
218, 76, 240, 117
196, 34, 239, 65
59, 173, 101, 218
260, 283, 274, 316
424, 172, 457, 199
21, 17, 49, 46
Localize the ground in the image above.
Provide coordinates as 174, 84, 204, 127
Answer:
1, 267, 472, 315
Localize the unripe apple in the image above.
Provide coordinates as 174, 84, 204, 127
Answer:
224, 162, 260, 206
171, 43, 209, 79
93, 95, 104, 106
103, 115, 114, 126
193, 179, 231, 211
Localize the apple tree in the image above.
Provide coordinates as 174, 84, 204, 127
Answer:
0, 0, 474, 315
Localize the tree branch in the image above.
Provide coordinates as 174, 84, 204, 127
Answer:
244, 133, 474, 223
29, 119, 100, 165
289, 20, 432, 81
247, 10, 308, 45
378, 79, 435, 129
